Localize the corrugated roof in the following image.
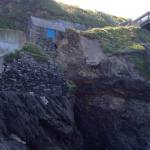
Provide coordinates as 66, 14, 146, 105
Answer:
30, 16, 84, 32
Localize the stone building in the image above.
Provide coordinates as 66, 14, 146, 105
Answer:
29, 16, 85, 50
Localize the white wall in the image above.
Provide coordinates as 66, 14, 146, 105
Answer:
0, 29, 26, 55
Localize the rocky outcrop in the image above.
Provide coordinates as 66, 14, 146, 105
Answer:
0, 57, 82, 150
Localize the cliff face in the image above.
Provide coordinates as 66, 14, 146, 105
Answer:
0, 57, 82, 150
56, 32, 150, 150
0, 34, 150, 150
75, 76, 150, 150
0, 92, 82, 150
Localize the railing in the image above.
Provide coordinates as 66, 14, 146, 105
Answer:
119, 12, 150, 27
134, 11, 150, 26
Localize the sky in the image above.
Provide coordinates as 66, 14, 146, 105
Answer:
57, 0, 150, 19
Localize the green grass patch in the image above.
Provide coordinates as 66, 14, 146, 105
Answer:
22, 43, 49, 62
31, 53, 49, 63
4, 43, 49, 63
83, 26, 150, 53
0, 0, 125, 30
129, 43, 145, 51
130, 55, 150, 78
22, 43, 44, 56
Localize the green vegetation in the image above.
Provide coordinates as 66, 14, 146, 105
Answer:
130, 55, 150, 78
4, 43, 49, 63
83, 26, 150, 53
0, 0, 125, 30
22, 43, 49, 62
4, 51, 22, 63
22, 44, 44, 56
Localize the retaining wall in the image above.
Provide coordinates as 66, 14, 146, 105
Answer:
0, 29, 26, 55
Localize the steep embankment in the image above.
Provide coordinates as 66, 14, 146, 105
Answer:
0, 0, 125, 30
0, 27, 150, 150
56, 27, 150, 79
55, 28, 150, 150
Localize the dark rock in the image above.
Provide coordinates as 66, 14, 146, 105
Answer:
0, 141, 26, 150
75, 77, 150, 150
0, 57, 66, 96
0, 91, 82, 150
0, 57, 82, 150
1, 56, 150, 150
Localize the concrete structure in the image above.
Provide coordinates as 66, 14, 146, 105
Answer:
0, 29, 26, 56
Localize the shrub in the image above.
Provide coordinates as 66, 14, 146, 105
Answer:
4, 51, 22, 63
4, 44, 49, 63
129, 43, 145, 50
22, 43, 49, 63
22, 43, 44, 56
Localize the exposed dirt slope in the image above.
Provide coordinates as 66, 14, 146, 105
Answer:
80, 36, 106, 65
57, 31, 149, 80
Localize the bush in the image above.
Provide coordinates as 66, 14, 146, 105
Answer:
4, 44, 49, 63
22, 43, 44, 56
129, 43, 145, 50
22, 43, 48, 63
4, 51, 22, 63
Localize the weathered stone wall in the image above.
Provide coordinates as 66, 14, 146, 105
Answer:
0, 29, 26, 55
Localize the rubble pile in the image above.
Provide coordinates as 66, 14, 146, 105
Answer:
0, 56, 67, 96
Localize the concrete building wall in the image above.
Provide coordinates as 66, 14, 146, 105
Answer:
0, 29, 26, 56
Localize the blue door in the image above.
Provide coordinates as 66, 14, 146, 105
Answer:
47, 29, 56, 39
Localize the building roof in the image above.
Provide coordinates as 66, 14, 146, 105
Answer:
30, 16, 85, 32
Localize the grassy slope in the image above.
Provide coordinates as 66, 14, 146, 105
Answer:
83, 26, 150, 53
0, 0, 125, 30
83, 26, 150, 78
